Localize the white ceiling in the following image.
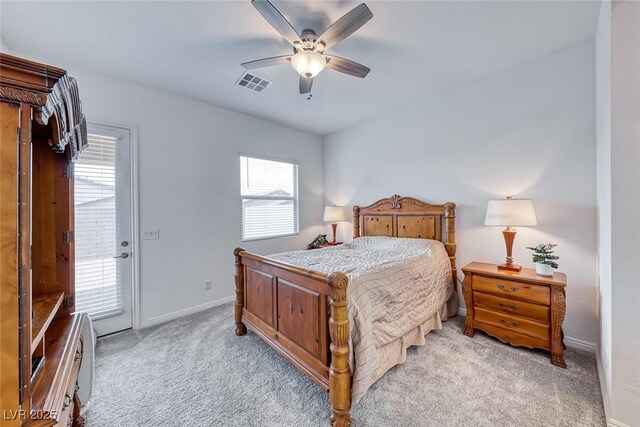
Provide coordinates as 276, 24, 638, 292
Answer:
1, 1, 600, 135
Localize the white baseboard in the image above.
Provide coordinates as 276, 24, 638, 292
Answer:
456, 308, 596, 353
609, 420, 631, 427
564, 336, 596, 352
139, 295, 235, 329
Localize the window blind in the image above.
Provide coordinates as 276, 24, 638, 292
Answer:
74, 133, 122, 320
240, 155, 299, 241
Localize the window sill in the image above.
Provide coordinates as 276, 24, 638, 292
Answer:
242, 232, 299, 242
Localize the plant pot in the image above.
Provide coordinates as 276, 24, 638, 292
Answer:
535, 263, 554, 277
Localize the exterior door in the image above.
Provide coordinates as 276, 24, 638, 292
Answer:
74, 123, 133, 336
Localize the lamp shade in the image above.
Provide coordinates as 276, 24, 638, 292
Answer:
484, 199, 537, 227
323, 206, 346, 223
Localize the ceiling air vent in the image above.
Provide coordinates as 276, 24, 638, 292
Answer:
236, 72, 271, 92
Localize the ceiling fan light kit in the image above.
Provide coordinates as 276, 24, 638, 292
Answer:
243, 0, 373, 94
290, 50, 326, 78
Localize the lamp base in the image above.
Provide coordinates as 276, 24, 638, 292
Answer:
498, 228, 521, 272
497, 263, 522, 272
330, 222, 338, 244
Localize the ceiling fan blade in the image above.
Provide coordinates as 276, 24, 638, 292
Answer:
317, 3, 373, 50
299, 76, 313, 94
325, 55, 370, 78
251, 0, 303, 46
241, 55, 291, 70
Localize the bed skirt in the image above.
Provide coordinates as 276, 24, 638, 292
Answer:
352, 294, 459, 403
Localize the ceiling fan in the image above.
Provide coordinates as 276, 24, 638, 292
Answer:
242, 0, 373, 94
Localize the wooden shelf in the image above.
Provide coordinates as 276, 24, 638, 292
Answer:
31, 291, 64, 353
30, 315, 83, 415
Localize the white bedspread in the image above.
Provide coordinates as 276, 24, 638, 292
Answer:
269, 236, 456, 402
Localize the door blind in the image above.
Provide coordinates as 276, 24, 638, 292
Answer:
240, 155, 299, 241
74, 133, 122, 319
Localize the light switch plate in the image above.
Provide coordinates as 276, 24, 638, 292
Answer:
142, 229, 160, 240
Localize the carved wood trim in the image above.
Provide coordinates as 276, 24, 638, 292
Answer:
0, 86, 47, 105
0, 54, 87, 160
328, 272, 351, 427
462, 274, 474, 337
358, 194, 440, 212
352, 206, 360, 239
73, 391, 85, 427
474, 324, 550, 351
444, 202, 457, 292
550, 286, 566, 368
234, 248, 247, 336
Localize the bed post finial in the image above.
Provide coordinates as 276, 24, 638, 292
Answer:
328, 272, 351, 427
353, 206, 360, 239
234, 247, 247, 336
444, 203, 457, 292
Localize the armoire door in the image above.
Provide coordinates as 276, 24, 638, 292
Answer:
0, 101, 23, 425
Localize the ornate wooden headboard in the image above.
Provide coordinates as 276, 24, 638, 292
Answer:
353, 195, 457, 288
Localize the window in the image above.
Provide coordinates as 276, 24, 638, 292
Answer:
74, 132, 121, 319
240, 155, 298, 241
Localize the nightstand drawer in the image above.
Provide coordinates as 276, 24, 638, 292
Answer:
472, 275, 550, 305
474, 292, 550, 323
474, 321, 550, 351
474, 307, 550, 342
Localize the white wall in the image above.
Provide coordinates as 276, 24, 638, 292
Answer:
0, 5, 8, 52
595, 0, 613, 415
8, 49, 324, 327
323, 41, 598, 345
609, 1, 640, 424
78, 67, 325, 326
596, 2, 640, 424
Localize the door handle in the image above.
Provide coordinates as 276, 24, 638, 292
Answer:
113, 252, 129, 259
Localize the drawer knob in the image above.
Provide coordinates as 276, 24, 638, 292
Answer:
499, 303, 518, 311
499, 319, 519, 328
497, 284, 519, 292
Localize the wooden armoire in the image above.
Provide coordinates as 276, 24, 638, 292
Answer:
1, 54, 87, 426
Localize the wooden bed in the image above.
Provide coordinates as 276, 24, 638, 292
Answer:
233, 195, 457, 426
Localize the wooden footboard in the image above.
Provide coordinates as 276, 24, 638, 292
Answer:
234, 248, 351, 427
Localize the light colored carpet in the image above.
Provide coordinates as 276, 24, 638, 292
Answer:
84, 303, 605, 427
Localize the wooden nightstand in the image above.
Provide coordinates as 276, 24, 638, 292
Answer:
462, 262, 567, 367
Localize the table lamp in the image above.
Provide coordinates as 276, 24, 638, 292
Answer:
323, 206, 346, 244
484, 197, 537, 272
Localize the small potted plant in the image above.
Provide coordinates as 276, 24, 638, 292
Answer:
526, 243, 559, 276
307, 234, 329, 250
